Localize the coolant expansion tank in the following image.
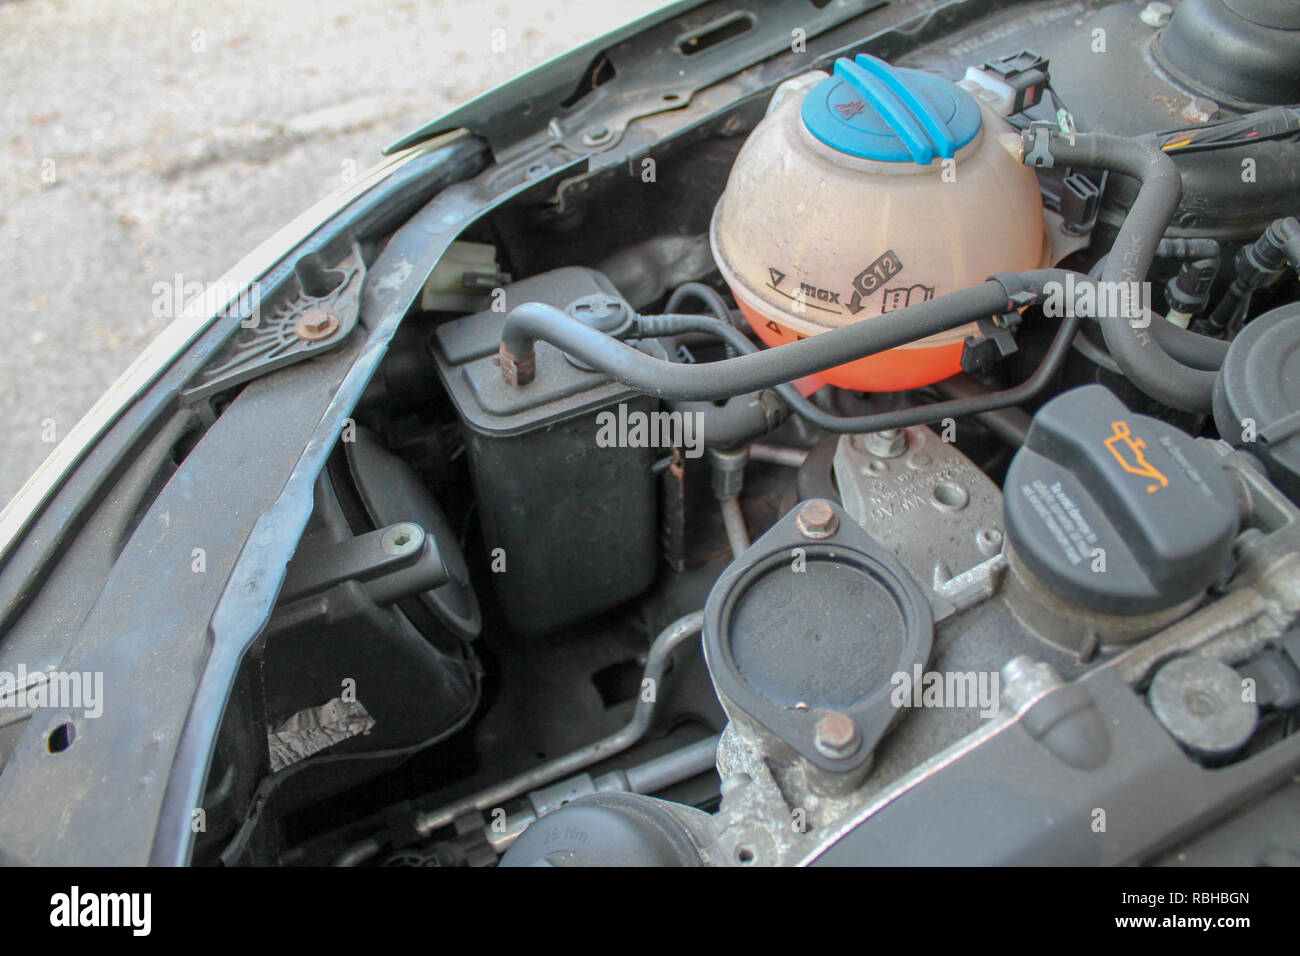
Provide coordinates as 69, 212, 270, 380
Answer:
710, 54, 1047, 392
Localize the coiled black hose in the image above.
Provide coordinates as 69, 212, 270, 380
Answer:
1022, 128, 1217, 411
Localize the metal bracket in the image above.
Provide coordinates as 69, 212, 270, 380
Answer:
1022, 120, 1057, 168
181, 243, 366, 403
277, 522, 447, 609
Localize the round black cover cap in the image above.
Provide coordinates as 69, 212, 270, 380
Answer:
1004, 385, 1237, 616
1213, 302, 1300, 502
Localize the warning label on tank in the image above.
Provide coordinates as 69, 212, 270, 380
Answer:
763, 265, 842, 316
881, 283, 935, 312
847, 250, 903, 314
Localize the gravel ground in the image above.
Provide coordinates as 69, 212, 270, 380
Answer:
0, 0, 667, 508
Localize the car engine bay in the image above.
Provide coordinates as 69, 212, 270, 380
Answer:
12, 0, 1298, 868
243, 0, 1300, 868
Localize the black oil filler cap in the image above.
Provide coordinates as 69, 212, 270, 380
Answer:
1213, 302, 1300, 502
1005, 385, 1237, 616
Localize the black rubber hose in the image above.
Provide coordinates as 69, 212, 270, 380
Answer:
664, 282, 743, 357
650, 308, 1080, 434
651, 314, 817, 426
499, 270, 1066, 401
1151, 317, 1229, 371
666, 390, 788, 448
1025, 129, 1217, 411
1207, 216, 1300, 333
1282, 218, 1300, 268
665, 281, 732, 325
932, 374, 1033, 447
1083, 254, 1229, 371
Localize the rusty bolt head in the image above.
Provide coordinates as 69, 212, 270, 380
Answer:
1180, 97, 1219, 125
795, 498, 838, 539
295, 309, 340, 342
814, 712, 860, 759
497, 341, 536, 386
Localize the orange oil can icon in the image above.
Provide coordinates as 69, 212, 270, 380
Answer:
1104, 421, 1169, 494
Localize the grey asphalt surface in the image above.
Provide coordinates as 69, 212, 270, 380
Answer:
0, 0, 666, 509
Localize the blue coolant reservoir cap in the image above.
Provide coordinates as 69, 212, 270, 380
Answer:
801, 54, 982, 163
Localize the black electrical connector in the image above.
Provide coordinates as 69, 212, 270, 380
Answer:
960, 314, 1020, 373
980, 50, 1050, 114
1058, 171, 1103, 235
960, 272, 1034, 373
1206, 217, 1300, 334
1165, 258, 1220, 322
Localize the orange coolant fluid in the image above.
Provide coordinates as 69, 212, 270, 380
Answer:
710, 54, 1048, 392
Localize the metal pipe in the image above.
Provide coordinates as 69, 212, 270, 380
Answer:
720, 498, 750, 559
486, 734, 721, 854
932, 374, 1033, 447
334, 610, 706, 866
622, 734, 719, 794
749, 443, 809, 468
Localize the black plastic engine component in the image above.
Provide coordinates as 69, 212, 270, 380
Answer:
1056, 170, 1104, 235
1154, 0, 1300, 108
702, 499, 933, 779
1206, 217, 1300, 332
499, 793, 704, 867
1129, 108, 1300, 242
1238, 629, 1300, 709
1213, 301, 1300, 501
1147, 656, 1258, 763
428, 267, 662, 635
979, 49, 1050, 114
1004, 385, 1237, 617
253, 472, 480, 827
345, 426, 481, 643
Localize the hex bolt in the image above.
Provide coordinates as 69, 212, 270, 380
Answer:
795, 498, 838, 539
295, 309, 340, 342
814, 712, 861, 759
863, 428, 907, 458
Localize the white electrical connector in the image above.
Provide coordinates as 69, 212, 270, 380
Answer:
420, 240, 503, 313
959, 67, 1019, 117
